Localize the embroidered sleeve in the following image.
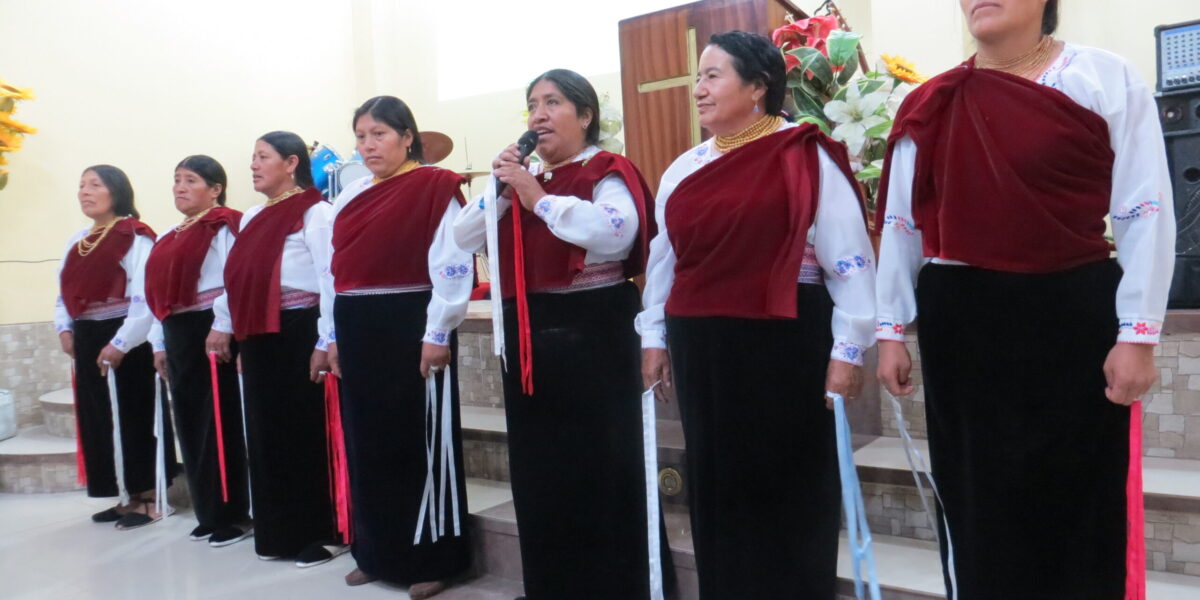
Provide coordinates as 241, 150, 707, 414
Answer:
875, 319, 907, 343
831, 340, 866, 366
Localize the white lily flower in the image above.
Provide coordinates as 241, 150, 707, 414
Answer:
885, 82, 916, 119
824, 83, 889, 155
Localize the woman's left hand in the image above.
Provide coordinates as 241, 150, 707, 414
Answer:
1103, 342, 1157, 406
153, 351, 169, 383
824, 360, 863, 409
310, 349, 330, 383
493, 160, 545, 211
97, 344, 126, 376
420, 343, 451, 379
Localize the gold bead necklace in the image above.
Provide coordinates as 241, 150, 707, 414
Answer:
265, 186, 304, 207
175, 205, 216, 233
976, 35, 1058, 80
371, 159, 421, 184
76, 217, 125, 257
713, 115, 784, 154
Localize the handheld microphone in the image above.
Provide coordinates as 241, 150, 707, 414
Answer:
495, 130, 540, 197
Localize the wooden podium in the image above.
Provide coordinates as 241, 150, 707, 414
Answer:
618, 0, 807, 192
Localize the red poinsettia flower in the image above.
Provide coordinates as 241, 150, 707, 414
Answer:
784, 53, 801, 72
771, 15, 840, 57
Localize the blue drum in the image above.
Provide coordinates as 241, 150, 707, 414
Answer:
309, 144, 342, 198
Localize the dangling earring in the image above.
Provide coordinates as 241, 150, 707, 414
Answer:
753, 105, 760, 113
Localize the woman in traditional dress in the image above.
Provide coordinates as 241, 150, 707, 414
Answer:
55, 164, 179, 529
636, 31, 876, 599
875, 1, 1173, 598
453, 68, 671, 600
145, 155, 251, 546
325, 96, 472, 597
218, 131, 343, 566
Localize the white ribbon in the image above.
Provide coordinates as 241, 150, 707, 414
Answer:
829, 392, 881, 600
415, 365, 462, 544
482, 174, 507, 368
104, 362, 130, 506
237, 372, 253, 518
642, 383, 666, 600
887, 393, 958, 599
153, 374, 173, 517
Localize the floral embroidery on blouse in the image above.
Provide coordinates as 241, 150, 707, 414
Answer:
426, 329, 449, 344
438, 264, 472, 280
1120, 320, 1161, 337
833, 254, 872, 279
112, 337, 124, 348
131, 295, 144, 304
1112, 199, 1161, 222
883, 215, 917, 235
328, 329, 337, 342
534, 198, 555, 219
832, 340, 865, 365
598, 204, 626, 236
478, 197, 486, 211
876, 320, 905, 336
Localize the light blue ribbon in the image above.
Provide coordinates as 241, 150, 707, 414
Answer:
829, 392, 882, 600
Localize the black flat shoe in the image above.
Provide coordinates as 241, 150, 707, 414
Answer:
189, 525, 216, 541
295, 542, 348, 568
209, 525, 253, 548
91, 507, 123, 523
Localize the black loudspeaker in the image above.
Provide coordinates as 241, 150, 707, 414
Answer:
1160, 89, 1200, 307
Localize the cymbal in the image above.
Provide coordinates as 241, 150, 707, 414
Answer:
456, 171, 490, 180
420, 131, 454, 165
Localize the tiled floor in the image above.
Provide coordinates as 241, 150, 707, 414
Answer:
0, 479, 516, 600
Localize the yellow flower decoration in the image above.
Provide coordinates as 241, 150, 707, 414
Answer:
0, 113, 37, 135
0, 78, 35, 100
882, 55, 928, 84
0, 154, 7, 165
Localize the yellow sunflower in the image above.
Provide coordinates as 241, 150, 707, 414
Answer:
0, 129, 22, 151
0, 113, 36, 135
882, 55, 928, 84
0, 79, 35, 100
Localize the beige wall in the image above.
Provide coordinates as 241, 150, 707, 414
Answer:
1, 0, 1196, 325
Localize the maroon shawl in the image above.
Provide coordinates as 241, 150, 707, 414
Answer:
224, 187, 323, 339
665, 124, 861, 319
60, 218, 157, 319
331, 167, 465, 293
145, 207, 242, 320
875, 62, 1114, 273
497, 151, 655, 299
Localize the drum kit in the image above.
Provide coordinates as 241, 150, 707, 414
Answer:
309, 131, 490, 199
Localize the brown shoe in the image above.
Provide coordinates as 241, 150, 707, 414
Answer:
408, 581, 447, 600
344, 568, 378, 586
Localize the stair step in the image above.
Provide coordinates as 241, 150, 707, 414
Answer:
0, 425, 82, 493
464, 477, 1200, 599
854, 437, 1200, 508
37, 388, 76, 439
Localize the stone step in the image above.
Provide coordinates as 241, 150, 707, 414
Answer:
38, 388, 76, 438
460, 405, 689, 501
0, 425, 82, 493
853, 436, 1200, 575
463, 477, 1200, 599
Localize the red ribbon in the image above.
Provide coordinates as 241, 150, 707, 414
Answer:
207, 352, 230, 502
1125, 401, 1146, 600
510, 194, 534, 395
70, 367, 86, 486
324, 374, 353, 544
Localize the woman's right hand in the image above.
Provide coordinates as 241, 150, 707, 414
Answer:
59, 331, 74, 358
491, 143, 531, 199
877, 340, 915, 397
205, 330, 233, 363
641, 348, 674, 402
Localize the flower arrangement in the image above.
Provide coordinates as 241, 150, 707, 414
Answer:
0, 78, 36, 191
772, 4, 926, 212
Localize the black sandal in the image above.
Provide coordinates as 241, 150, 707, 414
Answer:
114, 503, 163, 530
91, 507, 123, 523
